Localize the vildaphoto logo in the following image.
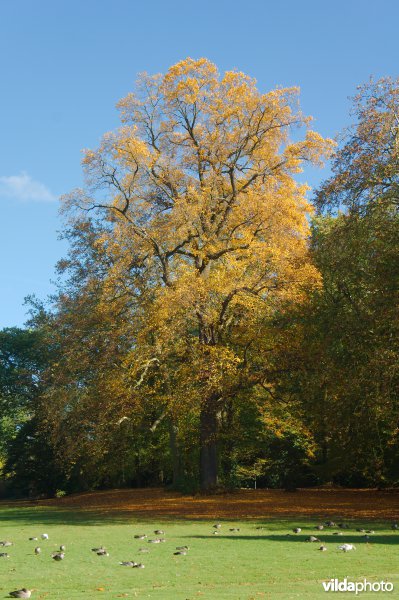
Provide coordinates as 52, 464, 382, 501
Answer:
322, 578, 394, 594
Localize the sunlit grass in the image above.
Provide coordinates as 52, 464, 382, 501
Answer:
0, 506, 398, 599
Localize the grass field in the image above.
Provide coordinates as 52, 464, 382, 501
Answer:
0, 489, 398, 599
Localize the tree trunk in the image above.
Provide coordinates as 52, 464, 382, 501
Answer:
321, 387, 329, 465
200, 400, 218, 492
169, 420, 181, 487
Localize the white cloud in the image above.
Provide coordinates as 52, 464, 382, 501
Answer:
0, 172, 56, 202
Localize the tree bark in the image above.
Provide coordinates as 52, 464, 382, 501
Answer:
200, 399, 218, 492
169, 420, 181, 487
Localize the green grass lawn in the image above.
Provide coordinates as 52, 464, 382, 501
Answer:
0, 506, 398, 599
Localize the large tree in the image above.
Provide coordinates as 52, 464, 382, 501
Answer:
0, 322, 64, 496
292, 77, 399, 485
0, 326, 46, 463
315, 77, 399, 213
63, 58, 332, 490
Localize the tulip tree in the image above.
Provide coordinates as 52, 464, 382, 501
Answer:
64, 58, 333, 490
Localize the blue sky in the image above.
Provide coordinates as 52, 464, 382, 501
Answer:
1, 0, 398, 327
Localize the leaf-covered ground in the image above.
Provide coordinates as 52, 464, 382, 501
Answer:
10, 487, 399, 520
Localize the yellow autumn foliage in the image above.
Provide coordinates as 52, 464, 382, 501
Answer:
64, 57, 334, 417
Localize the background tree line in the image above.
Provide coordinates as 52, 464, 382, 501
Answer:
0, 64, 398, 496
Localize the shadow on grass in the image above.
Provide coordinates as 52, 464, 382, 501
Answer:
0, 507, 147, 526
1, 506, 398, 540
0, 507, 280, 526
186, 533, 399, 545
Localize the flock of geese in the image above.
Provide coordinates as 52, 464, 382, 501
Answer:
1, 528, 193, 597
289, 520, 399, 552
2, 521, 398, 597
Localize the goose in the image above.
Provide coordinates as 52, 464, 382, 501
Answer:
213, 524, 221, 529
52, 552, 65, 561
0, 552, 10, 558
9, 589, 32, 599
356, 528, 366, 533
91, 546, 105, 552
41, 534, 49, 540
28, 537, 38, 541
391, 522, 398, 530
319, 545, 327, 551
306, 536, 320, 543
293, 528, 301, 534
0, 541, 13, 547
154, 530, 164, 535
133, 563, 145, 568
315, 525, 324, 531
338, 543, 356, 552
176, 546, 189, 551
366, 530, 375, 534
59, 545, 66, 552
338, 523, 349, 529
174, 550, 187, 555
120, 561, 137, 567
34, 547, 41, 555
229, 528, 240, 532
134, 535, 147, 540
148, 539, 161, 544
96, 549, 109, 556
325, 521, 335, 527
